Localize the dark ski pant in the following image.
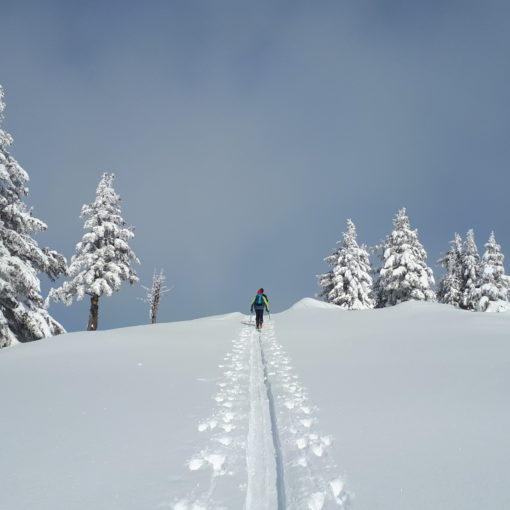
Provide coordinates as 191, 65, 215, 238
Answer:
254, 307, 265, 328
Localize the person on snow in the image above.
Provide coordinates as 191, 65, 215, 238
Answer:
250, 288, 269, 330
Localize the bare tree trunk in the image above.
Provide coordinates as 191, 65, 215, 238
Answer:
142, 269, 170, 324
87, 294, 99, 331
150, 290, 160, 324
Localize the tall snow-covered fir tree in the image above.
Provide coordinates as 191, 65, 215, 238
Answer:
437, 233, 464, 307
49, 173, 139, 330
473, 232, 510, 311
323, 219, 374, 309
0, 85, 67, 348
375, 208, 435, 307
461, 229, 480, 310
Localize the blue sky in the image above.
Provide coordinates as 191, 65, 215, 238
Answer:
1, 0, 509, 331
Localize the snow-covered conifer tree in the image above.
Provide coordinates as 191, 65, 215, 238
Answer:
141, 269, 171, 324
473, 232, 510, 311
461, 229, 480, 310
437, 233, 463, 307
0, 85, 67, 348
49, 173, 139, 330
317, 245, 341, 302
325, 219, 374, 309
375, 208, 435, 307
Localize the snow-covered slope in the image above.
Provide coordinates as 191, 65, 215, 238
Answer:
1, 300, 509, 510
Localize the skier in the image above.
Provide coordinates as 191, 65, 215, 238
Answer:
250, 288, 270, 330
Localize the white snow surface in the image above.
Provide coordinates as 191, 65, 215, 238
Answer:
485, 299, 510, 313
290, 297, 339, 310
1, 299, 510, 509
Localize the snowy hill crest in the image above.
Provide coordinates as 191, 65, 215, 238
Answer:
1, 300, 510, 509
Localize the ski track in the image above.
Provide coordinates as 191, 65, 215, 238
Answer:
245, 328, 278, 509
173, 318, 351, 510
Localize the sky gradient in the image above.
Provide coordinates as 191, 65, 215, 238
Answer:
1, 0, 509, 331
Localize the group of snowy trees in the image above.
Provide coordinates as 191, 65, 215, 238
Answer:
0, 86, 167, 349
2, 81, 509, 348
318, 209, 510, 312
437, 230, 510, 311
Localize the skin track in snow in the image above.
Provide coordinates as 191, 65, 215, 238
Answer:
173, 319, 349, 509
245, 331, 279, 509
261, 322, 350, 509
260, 333, 287, 510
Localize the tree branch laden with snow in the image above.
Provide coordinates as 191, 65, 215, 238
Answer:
474, 232, 510, 312
461, 229, 480, 311
319, 219, 374, 310
0, 85, 67, 348
375, 208, 435, 307
437, 233, 463, 307
49, 173, 139, 330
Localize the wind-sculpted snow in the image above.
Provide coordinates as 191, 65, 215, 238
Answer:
174, 319, 349, 509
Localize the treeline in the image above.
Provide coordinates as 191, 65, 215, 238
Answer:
1, 84, 507, 349
0, 86, 168, 348
318, 209, 510, 312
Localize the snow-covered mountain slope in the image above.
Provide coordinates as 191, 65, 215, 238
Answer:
1, 300, 509, 510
